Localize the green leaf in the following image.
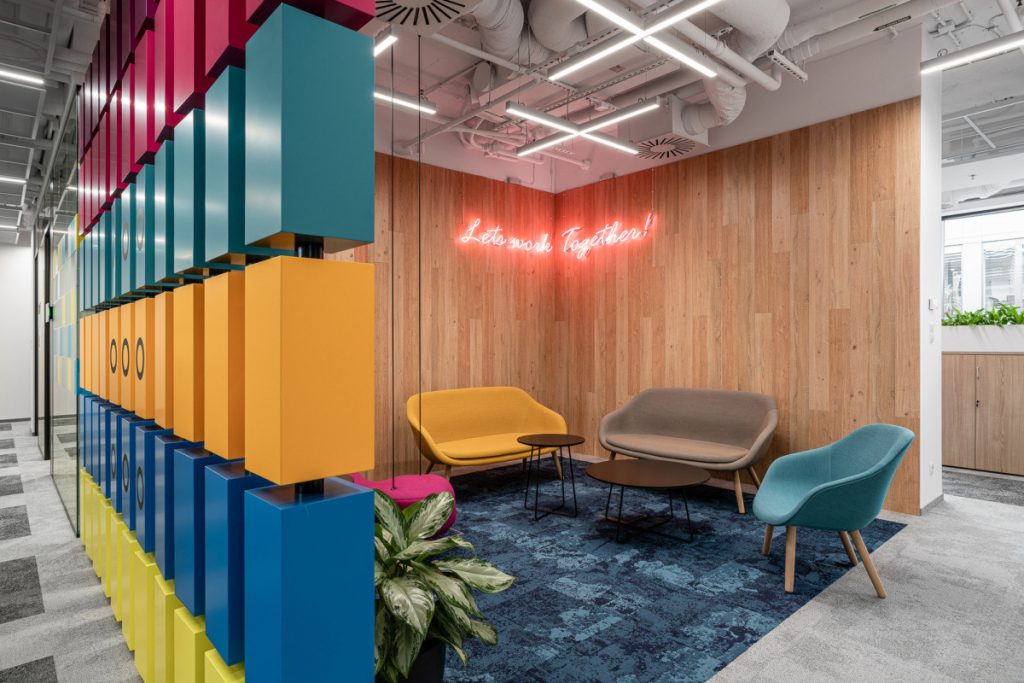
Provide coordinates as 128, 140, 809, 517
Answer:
406, 492, 455, 540
374, 535, 391, 563
436, 600, 473, 635
433, 557, 516, 593
394, 536, 474, 562
374, 603, 389, 675
467, 618, 498, 646
380, 576, 435, 637
429, 628, 469, 667
375, 490, 407, 548
375, 558, 386, 587
392, 619, 426, 679
415, 563, 481, 616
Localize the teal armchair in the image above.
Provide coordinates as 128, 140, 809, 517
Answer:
753, 424, 914, 598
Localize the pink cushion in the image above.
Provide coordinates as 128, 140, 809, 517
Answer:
350, 473, 457, 535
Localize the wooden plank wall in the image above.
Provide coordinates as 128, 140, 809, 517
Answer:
330, 98, 922, 515
553, 98, 922, 514
328, 154, 559, 480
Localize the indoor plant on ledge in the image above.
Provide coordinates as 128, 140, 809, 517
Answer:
374, 489, 515, 683
942, 304, 1024, 353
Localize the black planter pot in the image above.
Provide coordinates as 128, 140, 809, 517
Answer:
377, 639, 446, 683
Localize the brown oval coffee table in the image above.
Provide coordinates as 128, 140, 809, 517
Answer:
518, 434, 584, 521
586, 459, 710, 542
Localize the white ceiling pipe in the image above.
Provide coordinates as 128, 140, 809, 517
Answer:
775, 0, 909, 51
995, 0, 1024, 56
471, 0, 551, 64
529, 0, 589, 53
668, 18, 782, 91
786, 0, 961, 63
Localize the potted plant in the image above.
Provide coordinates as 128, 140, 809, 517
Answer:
374, 489, 515, 683
942, 303, 1024, 353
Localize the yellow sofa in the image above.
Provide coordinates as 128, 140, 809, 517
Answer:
406, 387, 567, 478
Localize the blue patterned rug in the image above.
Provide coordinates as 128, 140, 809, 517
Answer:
442, 460, 904, 682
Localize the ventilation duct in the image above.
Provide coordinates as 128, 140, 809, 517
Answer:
630, 95, 711, 160
528, 0, 589, 53
471, 0, 551, 63
375, 0, 483, 34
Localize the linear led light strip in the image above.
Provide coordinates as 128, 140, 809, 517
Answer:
0, 175, 27, 185
0, 67, 45, 85
507, 102, 654, 155
516, 100, 661, 157
374, 90, 436, 115
374, 31, 398, 57
920, 32, 1024, 74
550, 0, 723, 81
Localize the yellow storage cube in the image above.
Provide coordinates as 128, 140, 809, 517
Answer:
120, 528, 139, 650
174, 607, 213, 683
107, 307, 122, 406
95, 493, 109, 582
154, 576, 182, 683
173, 284, 205, 442
120, 301, 136, 411
111, 518, 128, 621
134, 551, 158, 682
244, 257, 374, 484
204, 271, 245, 461
101, 501, 116, 599
134, 297, 156, 420
154, 292, 174, 430
204, 649, 245, 683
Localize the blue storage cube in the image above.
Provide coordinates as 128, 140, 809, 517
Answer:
117, 414, 153, 528
173, 446, 224, 615
135, 424, 172, 552
205, 461, 271, 665
245, 478, 374, 682
154, 434, 201, 580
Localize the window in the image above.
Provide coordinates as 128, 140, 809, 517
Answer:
944, 246, 963, 313
943, 207, 1024, 313
983, 239, 1024, 307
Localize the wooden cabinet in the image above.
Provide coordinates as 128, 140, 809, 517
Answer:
942, 353, 1024, 475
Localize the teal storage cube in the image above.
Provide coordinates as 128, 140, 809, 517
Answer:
116, 190, 136, 299
244, 5, 374, 251
134, 163, 156, 290
154, 142, 175, 283
98, 213, 109, 306
173, 109, 209, 276
82, 231, 92, 310
92, 220, 100, 308
206, 67, 284, 265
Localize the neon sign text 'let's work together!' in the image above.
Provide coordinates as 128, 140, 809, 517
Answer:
458, 212, 656, 260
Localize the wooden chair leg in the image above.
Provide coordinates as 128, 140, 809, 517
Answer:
747, 467, 762, 488
850, 530, 886, 599
839, 531, 858, 566
552, 452, 564, 480
762, 525, 774, 555
732, 470, 746, 514
784, 526, 797, 593
425, 462, 435, 475
444, 465, 452, 480
609, 451, 617, 461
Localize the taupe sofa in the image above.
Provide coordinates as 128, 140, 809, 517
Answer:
599, 388, 778, 513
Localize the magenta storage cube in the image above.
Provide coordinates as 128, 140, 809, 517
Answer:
205, 0, 252, 79
118, 0, 134, 77
134, 33, 159, 164
172, 0, 214, 116
246, 0, 375, 30
153, 1, 182, 141
133, 0, 156, 40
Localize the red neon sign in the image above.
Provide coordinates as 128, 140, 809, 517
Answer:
458, 212, 655, 260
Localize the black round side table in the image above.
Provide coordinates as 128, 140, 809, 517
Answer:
518, 433, 584, 521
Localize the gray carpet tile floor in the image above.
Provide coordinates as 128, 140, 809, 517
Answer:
0, 422, 137, 683
0, 454, 16, 468
0, 656, 57, 683
943, 467, 1024, 507
0, 505, 30, 541
0, 476, 23, 497
0, 438, 14, 449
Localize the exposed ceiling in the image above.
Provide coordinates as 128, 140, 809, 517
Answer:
368, 0, 1024, 193
0, 0, 102, 246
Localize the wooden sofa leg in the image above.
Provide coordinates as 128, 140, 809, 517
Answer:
732, 470, 746, 514
784, 526, 797, 593
762, 525, 774, 555
444, 465, 452, 480
553, 453, 564, 480
425, 462, 434, 475
850, 530, 886, 599
839, 531, 858, 566
747, 467, 762, 488
609, 451, 617, 461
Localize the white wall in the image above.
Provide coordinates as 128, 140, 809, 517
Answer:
920, 31, 944, 511
0, 244, 34, 421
